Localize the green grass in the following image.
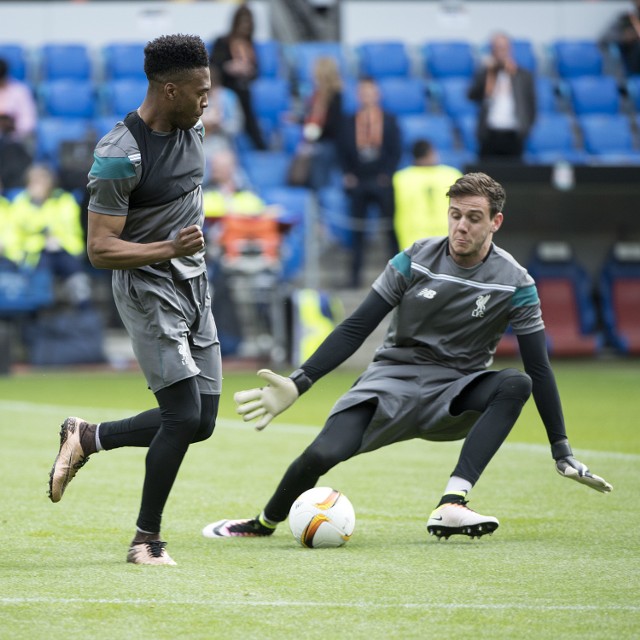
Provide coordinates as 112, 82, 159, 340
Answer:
0, 360, 638, 639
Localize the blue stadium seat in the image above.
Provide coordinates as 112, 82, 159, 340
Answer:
397, 114, 456, 151
422, 41, 475, 80
36, 117, 93, 164
454, 113, 479, 153
551, 40, 603, 78
93, 114, 123, 139
379, 77, 427, 115
102, 78, 147, 115
578, 114, 640, 162
567, 75, 620, 115
0, 44, 28, 81
435, 77, 478, 118
625, 75, 640, 111
316, 186, 352, 248
279, 121, 303, 154
40, 43, 92, 81
357, 41, 411, 79
524, 113, 585, 164
341, 79, 358, 114
39, 79, 96, 118
254, 40, 284, 79
436, 149, 476, 172
102, 42, 146, 80
536, 76, 560, 114
241, 150, 292, 191
511, 39, 537, 74
251, 77, 291, 131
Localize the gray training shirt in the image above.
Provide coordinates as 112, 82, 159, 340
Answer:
87, 113, 207, 280
371, 237, 544, 372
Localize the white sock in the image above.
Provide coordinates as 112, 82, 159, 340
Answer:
444, 476, 473, 496
95, 424, 103, 452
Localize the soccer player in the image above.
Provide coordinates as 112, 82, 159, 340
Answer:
48, 34, 221, 565
203, 171, 612, 542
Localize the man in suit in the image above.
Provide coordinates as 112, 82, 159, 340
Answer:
337, 77, 402, 288
468, 33, 536, 161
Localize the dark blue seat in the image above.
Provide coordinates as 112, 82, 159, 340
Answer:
0, 43, 28, 81
435, 77, 478, 118
102, 42, 146, 80
36, 116, 92, 164
241, 150, 291, 191
40, 43, 92, 81
567, 75, 620, 115
379, 77, 427, 115
39, 80, 96, 118
397, 113, 455, 151
525, 113, 585, 164
288, 42, 348, 93
251, 77, 291, 132
551, 40, 603, 78
536, 76, 560, 114
357, 41, 411, 79
511, 39, 537, 73
102, 78, 147, 115
422, 41, 475, 79
254, 40, 285, 79
578, 114, 640, 162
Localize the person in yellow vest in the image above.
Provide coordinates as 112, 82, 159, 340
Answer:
393, 139, 462, 250
11, 164, 91, 306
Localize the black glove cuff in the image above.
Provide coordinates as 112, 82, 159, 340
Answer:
551, 438, 573, 460
289, 369, 313, 395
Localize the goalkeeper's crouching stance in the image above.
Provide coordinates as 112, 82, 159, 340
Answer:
202, 172, 612, 542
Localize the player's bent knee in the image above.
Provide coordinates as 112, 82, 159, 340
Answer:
495, 369, 532, 402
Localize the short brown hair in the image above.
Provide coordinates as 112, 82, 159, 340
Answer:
446, 172, 506, 218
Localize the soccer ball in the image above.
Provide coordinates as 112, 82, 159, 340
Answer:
288, 486, 356, 548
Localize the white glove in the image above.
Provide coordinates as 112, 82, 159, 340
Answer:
234, 369, 299, 431
555, 456, 613, 493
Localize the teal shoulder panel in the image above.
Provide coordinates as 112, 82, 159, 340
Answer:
390, 251, 412, 278
89, 155, 136, 180
512, 284, 539, 307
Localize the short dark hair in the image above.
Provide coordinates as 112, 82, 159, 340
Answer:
411, 139, 433, 160
144, 34, 209, 83
446, 172, 506, 218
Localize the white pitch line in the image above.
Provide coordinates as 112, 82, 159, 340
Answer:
0, 596, 638, 612
0, 400, 638, 461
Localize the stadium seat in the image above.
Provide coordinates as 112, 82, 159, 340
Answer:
625, 75, 640, 111
39, 79, 96, 118
102, 78, 147, 115
316, 186, 352, 248
35, 117, 93, 164
40, 43, 92, 81
250, 77, 291, 131
254, 40, 284, 79
397, 113, 456, 152
536, 76, 560, 114
0, 43, 28, 81
241, 150, 292, 191
102, 42, 146, 80
357, 41, 411, 79
435, 148, 476, 171
599, 242, 640, 354
454, 113, 479, 153
551, 40, 603, 78
93, 114, 122, 139
527, 242, 602, 357
511, 39, 537, 74
567, 75, 621, 115
578, 114, 640, 162
435, 77, 478, 118
524, 113, 586, 164
422, 41, 476, 79
379, 77, 427, 115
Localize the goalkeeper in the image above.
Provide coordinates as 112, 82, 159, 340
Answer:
203, 172, 612, 541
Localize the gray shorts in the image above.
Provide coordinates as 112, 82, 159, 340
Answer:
329, 360, 492, 454
112, 269, 222, 394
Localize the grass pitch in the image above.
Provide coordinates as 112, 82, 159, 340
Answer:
0, 360, 638, 639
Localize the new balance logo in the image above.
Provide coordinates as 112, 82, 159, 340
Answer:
472, 294, 491, 318
417, 287, 437, 299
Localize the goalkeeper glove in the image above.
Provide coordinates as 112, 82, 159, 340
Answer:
551, 439, 613, 493
234, 368, 312, 431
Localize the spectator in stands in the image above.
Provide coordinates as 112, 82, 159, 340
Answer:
0, 190, 23, 267
297, 56, 344, 190
0, 58, 37, 146
468, 32, 536, 161
210, 4, 267, 150
337, 76, 402, 289
11, 164, 92, 308
392, 139, 462, 250
601, 0, 640, 76
201, 65, 244, 158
